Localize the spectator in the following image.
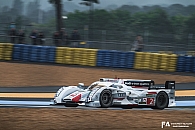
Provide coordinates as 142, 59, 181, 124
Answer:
29, 30, 37, 45
59, 28, 65, 45
71, 29, 80, 47
38, 32, 45, 45
17, 29, 25, 44
53, 31, 60, 46
9, 28, 17, 44
131, 35, 144, 52
64, 32, 70, 46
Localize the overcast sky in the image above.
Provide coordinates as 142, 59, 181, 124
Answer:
1, 0, 195, 10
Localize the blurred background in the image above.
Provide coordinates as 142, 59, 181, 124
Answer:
0, 0, 195, 52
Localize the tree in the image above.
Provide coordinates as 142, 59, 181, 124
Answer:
186, 14, 195, 34
167, 4, 186, 16
11, 0, 24, 16
68, 0, 99, 40
48, 0, 63, 32
26, 0, 40, 23
118, 5, 141, 14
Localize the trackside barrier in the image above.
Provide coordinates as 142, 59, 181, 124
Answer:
55, 47, 97, 66
176, 56, 195, 72
1, 43, 195, 73
12, 44, 56, 63
186, 51, 195, 56
0, 43, 13, 60
96, 50, 135, 68
134, 52, 177, 72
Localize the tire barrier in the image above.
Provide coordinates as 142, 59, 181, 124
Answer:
193, 57, 195, 73
55, 47, 97, 66
96, 50, 135, 68
0, 43, 13, 60
134, 52, 177, 72
2, 43, 195, 73
186, 51, 195, 56
12, 44, 56, 63
176, 55, 194, 72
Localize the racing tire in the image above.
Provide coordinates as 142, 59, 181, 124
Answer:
64, 103, 78, 107
99, 89, 113, 108
152, 91, 169, 110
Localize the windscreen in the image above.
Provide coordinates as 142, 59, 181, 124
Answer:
88, 83, 106, 90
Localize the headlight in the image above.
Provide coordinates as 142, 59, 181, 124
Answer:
55, 87, 64, 97
118, 93, 126, 97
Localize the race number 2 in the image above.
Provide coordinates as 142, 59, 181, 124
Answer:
147, 98, 154, 105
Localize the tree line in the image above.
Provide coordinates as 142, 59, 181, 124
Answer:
58, 8, 195, 44
0, 0, 195, 45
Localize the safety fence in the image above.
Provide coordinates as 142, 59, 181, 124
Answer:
1, 35, 195, 52
1, 43, 195, 73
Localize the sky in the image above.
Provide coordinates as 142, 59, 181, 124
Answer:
1, 0, 195, 10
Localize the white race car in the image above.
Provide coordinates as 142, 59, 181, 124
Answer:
54, 78, 175, 109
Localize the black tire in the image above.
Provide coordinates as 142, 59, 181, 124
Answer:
153, 91, 169, 110
99, 89, 113, 108
64, 103, 78, 107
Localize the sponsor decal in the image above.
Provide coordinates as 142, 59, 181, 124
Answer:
124, 81, 150, 86
143, 98, 147, 102
146, 98, 154, 105
150, 86, 165, 89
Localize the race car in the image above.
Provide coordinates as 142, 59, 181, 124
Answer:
53, 78, 175, 109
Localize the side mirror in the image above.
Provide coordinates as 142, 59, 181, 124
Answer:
78, 83, 84, 86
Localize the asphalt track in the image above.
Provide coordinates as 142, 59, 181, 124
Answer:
0, 99, 195, 110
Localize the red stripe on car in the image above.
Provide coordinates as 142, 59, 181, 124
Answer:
72, 94, 81, 103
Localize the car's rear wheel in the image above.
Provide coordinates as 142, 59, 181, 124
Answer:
99, 89, 113, 108
64, 102, 78, 107
152, 91, 169, 110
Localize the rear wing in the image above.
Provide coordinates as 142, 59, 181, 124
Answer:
149, 81, 175, 90
124, 80, 175, 90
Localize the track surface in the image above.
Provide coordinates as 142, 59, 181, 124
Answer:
0, 99, 195, 111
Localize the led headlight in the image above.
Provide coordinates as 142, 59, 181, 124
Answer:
118, 93, 126, 97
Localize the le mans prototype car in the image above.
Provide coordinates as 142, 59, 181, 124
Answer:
54, 78, 175, 109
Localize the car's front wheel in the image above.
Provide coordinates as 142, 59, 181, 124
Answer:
99, 89, 113, 108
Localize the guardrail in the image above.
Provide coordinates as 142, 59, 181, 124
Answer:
1, 35, 195, 52
0, 43, 195, 73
